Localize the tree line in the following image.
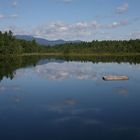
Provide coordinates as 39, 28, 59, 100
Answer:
0, 55, 140, 81
0, 30, 140, 55
0, 30, 43, 54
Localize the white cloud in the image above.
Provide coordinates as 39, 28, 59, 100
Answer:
0, 14, 6, 19
31, 21, 101, 40
12, 1, 18, 7
9, 14, 19, 18
116, 3, 129, 14
3, 19, 130, 40
51, 0, 73, 4
75, 22, 88, 29
129, 31, 140, 39
3, 26, 29, 35
107, 20, 128, 29
0, 1, 19, 20
91, 20, 101, 28
0, 12, 19, 20
61, 0, 73, 3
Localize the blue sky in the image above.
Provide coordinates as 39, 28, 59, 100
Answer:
0, 0, 140, 41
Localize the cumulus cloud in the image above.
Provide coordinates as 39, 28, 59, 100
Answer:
107, 20, 128, 29
5, 21, 95, 40
129, 31, 140, 39
3, 25, 30, 35
116, 3, 129, 14
3, 19, 130, 40
31, 21, 101, 40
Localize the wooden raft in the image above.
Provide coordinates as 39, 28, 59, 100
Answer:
103, 75, 129, 81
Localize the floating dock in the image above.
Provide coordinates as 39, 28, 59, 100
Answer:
103, 75, 129, 81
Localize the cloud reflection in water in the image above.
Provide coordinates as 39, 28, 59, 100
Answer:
15, 62, 104, 81
115, 87, 129, 96
0, 85, 21, 92
46, 98, 101, 126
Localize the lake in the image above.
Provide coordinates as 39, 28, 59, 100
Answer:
0, 55, 140, 140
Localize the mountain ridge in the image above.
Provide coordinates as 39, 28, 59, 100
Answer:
15, 35, 82, 46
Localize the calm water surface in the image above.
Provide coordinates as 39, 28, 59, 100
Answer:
0, 57, 140, 140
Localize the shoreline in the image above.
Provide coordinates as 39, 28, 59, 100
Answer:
0, 53, 140, 58
9, 53, 140, 57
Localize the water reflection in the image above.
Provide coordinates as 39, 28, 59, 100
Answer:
12, 96, 22, 104
47, 98, 78, 113
47, 98, 100, 114
0, 55, 140, 81
115, 87, 129, 96
12, 61, 140, 83
46, 98, 101, 127
0, 56, 140, 140
34, 62, 99, 80
0, 84, 21, 92
54, 116, 101, 126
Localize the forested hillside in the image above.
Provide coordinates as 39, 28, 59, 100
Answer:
0, 30, 140, 55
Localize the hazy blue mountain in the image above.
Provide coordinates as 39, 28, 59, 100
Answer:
15, 35, 81, 46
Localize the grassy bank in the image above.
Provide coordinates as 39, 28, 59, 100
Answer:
16, 52, 140, 57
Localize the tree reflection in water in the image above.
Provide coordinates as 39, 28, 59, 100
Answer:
0, 55, 140, 81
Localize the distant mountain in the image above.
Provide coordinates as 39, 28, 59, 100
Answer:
15, 35, 81, 46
